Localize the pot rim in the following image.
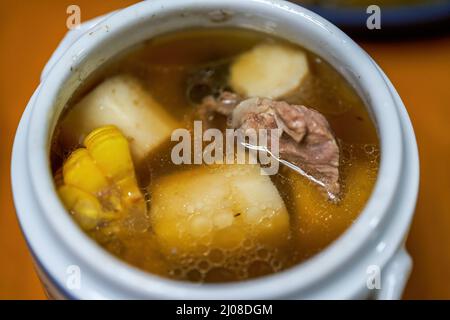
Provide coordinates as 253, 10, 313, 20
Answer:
23, 0, 407, 299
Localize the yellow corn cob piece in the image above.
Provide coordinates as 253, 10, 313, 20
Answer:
150, 164, 290, 256
84, 125, 143, 204
58, 125, 146, 231
54, 168, 64, 188
62, 147, 123, 212
58, 185, 112, 230
62, 148, 109, 195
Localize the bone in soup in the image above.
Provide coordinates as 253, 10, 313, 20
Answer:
51, 28, 379, 283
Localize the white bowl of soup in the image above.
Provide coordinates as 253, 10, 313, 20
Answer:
11, 0, 419, 299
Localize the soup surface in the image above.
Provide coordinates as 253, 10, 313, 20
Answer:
51, 28, 379, 282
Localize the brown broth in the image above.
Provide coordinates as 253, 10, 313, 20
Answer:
51, 28, 379, 282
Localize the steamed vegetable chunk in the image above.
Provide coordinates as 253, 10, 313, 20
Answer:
58, 185, 109, 230
59, 75, 179, 164
150, 164, 290, 256
230, 43, 309, 99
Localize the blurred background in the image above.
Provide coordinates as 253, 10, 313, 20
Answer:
0, 0, 449, 299
292, 0, 450, 37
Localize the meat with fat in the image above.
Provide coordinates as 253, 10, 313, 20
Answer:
198, 93, 341, 198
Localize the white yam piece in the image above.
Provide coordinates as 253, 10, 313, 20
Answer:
59, 75, 179, 164
230, 43, 309, 99
150, 164, 290, 255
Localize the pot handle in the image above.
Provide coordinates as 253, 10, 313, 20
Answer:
375, 247, 412, 300
41, 13, 114, 81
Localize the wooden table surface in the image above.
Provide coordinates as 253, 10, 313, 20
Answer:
0, 1, 449, 300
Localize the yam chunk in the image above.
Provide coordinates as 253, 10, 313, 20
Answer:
150, 164, 290, 256
287, 155, 378, 250
230, 43, 309, 99
59, 75, 179, 164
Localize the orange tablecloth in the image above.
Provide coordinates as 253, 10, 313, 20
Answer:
1, 1, 449, 299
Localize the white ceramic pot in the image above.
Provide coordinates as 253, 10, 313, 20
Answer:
11, 0, 419, 299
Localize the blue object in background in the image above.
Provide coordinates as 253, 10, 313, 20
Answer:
296, 1, 450, 32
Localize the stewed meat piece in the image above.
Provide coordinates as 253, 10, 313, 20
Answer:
198, 93, 340, 198
232, 97, 340, 198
